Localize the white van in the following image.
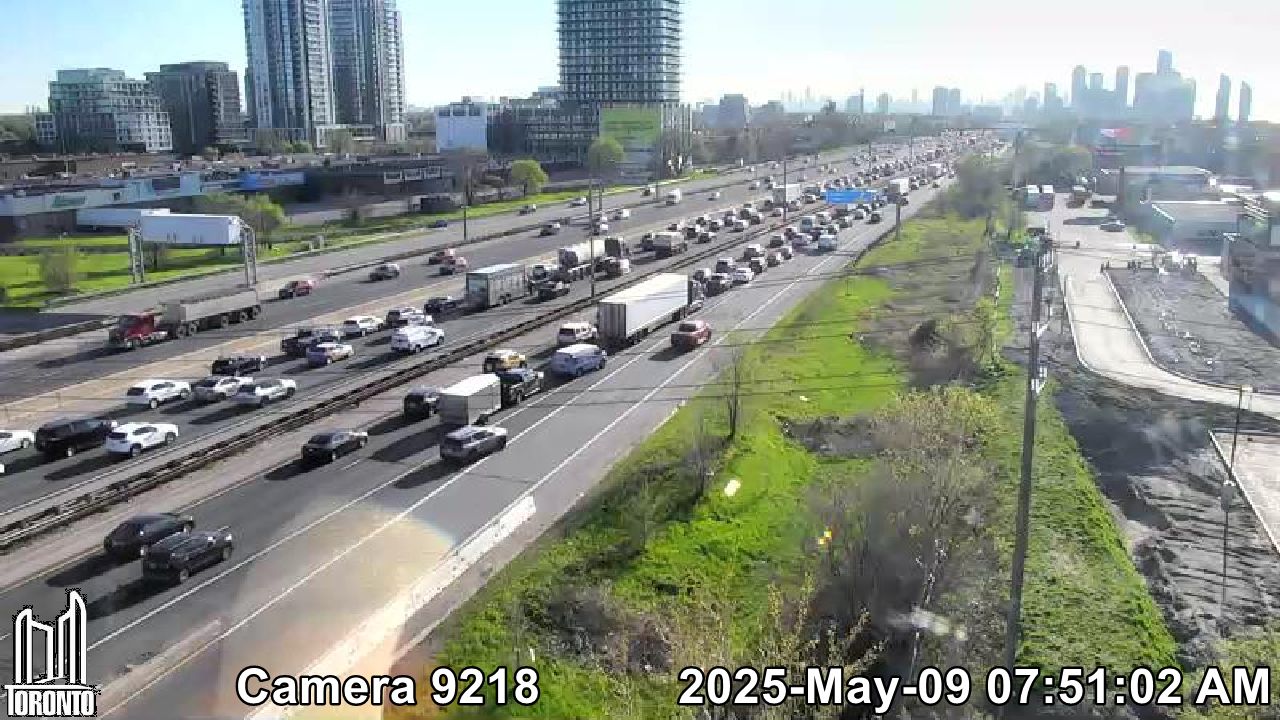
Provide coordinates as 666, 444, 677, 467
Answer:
391, 325, 444, 353
549, 343, 608, 377
557, 322, 598, 346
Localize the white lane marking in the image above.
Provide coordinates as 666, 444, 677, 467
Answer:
99, 162, 895, 715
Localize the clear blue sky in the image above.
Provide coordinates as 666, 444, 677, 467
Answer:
2, 0, 1275, 120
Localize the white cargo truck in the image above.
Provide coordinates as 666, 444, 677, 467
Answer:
596, 273, 704, 349
771, 183, 801, 206
139, 213, 244, 246
464, 263, 528, 309
556, 238, 611, 281
665, 188, 683, 205
887, 178, 911, 202
926, 162, 944, 179
436, 375, 502, 426
76, 207, 170, 229
651, 231, 688, 258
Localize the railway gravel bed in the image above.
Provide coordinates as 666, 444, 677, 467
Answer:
1107, 267, 1280, 391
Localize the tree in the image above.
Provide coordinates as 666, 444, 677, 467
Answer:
442, 149, 489, 205
587, 136, 624, 179
39, 245, 80, 294
509, 158, 549, 195
286, 140, 313, 154
718, 343, 756, 441
326, 128, 356, 155
194, 192, 286, 247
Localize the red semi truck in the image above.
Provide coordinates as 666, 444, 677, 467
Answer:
107, 288, 262, 350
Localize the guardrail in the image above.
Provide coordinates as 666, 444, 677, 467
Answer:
0, 202, 828, 552
0, 318, 115, 353
0, 150, 947, 550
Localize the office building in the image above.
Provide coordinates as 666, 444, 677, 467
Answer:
145, 62, 246, 154
1088, 73, 1104, 91
844, 93, 864, 115
1132, 51, 1197, 125
1239, 82, 1253, 124
932, 86, 963, 117
328, 0, 406, 140
436, 97, 491, 153
242, 0, 336, 145
1215, 75, 1232, 124
1115, 66, 1130, 108
1071, 65, 1087, 109
716, 94, 749, 130
947, 88, 961, 115
1157, 49, 1173, 76
35, 68, 172, 153
875, 93, 891, 114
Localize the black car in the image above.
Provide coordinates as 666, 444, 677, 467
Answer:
537, 281, 571, 301
497, 368, 543, 407
35, 417, 116, 459
300, 429, 369, 464
281, 327, 321, 357
211, 355, 268, 376
103, 512, 195, 559
142, 530, 234, 584
403, 386, 442, 420
424, 296, 461, 314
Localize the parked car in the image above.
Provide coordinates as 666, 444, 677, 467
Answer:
369, 263, 401, 281
498, 368, 544, 407
671, 320, 712, 350
306, 342, 355, 366
125, 379, 192, 409
557, 321, 598, 347
142, 529, 234, 584
193, 375, 254, 403
537, 280, 571, 301
731, 267, 755, 284
211, 355, 268, 377
342, 315, 384, 337
35, 417, 116, 459
277, 278, 317, 299
391, 325, 445, 353
403, 386, 442, 420
427, 248, 456, 265
300, 429, 369, 465
232, 378, 297, 407
383, 306, 423, 327
549, 343, 607, 377
483, 349, 527, 373
0, 429, 35, 456
105, 422, 179, 458
424, 295, 461, 314
439, 425, 509, 463
103, 512, 194, 559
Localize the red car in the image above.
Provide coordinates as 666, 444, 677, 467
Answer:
428, 248, 456, 265
670, 320, 712, 350
278, 278, 317, 299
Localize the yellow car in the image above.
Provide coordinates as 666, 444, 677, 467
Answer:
482, 349, 527, 373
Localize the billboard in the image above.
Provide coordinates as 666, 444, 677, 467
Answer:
599, 106, 662, 153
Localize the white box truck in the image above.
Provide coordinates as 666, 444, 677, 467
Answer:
887, 178, 911, 202
76, 207, 170, 229
139, 213, 243, 246
464, 263, 528, 309
596, 273, 703, 349
437, 375, 502, 426
651, 231, 688, 258
771, 183, 801, 206
665, 188, 683, 205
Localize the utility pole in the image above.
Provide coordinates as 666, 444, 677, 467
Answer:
1003, 235, 1052, 670
1220, 383, 1252, 634
894, 198, 902, 244
462, 204, 469, 243
1007, 130, 1023, 244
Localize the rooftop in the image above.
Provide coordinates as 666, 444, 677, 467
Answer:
1151, 200, 1242, 224
1123, 165, 1212, 177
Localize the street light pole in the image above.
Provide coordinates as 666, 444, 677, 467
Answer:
1220, 383, 1252, 634
462, 204, 469, 243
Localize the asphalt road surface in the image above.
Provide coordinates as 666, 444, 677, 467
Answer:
0, 147, 883, 402
0, 176, 952, 720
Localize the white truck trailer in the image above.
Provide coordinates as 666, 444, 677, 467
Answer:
596, 273, 703, 349
771, 183, 801, 206
437, 375, 503, 426
665, 188, 683, 205
76, 207, 170, 229
464, 263, 529, 309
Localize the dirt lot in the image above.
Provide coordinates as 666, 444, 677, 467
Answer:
1108, 267, 1280, 391
1043, 267, 1280, 666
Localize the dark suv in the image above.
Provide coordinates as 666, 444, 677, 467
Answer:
102, 512, 195, 559
142, 530, 234, 584
35, 417, 116, 459
210, 355, 268, 376
497, 368, 543, 407
402, 387, 442, 420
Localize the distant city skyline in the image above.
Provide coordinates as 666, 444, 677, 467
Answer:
1, 0, 1275, 121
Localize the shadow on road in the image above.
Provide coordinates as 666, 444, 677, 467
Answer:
648, 345, 686, 362
35, 346, 113, 370
1064, 216, 1105, 226
367, 414, 406, 437
47, 553, 125, 588
371, 424, 444, 465
264, 461, 301, 482
85, 578, 157, 620
45, 453, 116, 482
187, 404, 246, 426
392, 458, 455, 491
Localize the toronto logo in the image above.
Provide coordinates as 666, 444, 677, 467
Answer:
5, 590, 98, 717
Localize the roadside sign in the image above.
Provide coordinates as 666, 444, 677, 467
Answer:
824, 189, 878, 204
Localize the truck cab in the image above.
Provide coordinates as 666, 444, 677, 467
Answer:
108, 313, 167, 350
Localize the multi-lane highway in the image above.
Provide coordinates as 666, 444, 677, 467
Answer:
0, 145, 961, 719
0, 148, 873, 399
0, 148, 915, 522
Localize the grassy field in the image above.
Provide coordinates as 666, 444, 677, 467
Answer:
395, 201, 1174, 718
0, 173, 722, 308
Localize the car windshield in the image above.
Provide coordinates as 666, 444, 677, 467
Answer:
196, 378, 220, 388
677, 322, 699, 332
307, 434, 335, 445
126, 387, 146, 396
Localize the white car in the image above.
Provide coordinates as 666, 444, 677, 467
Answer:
557, 321, 599, 347
611, 208, 631, 220
569, 197, 588, 207
125, 379, 192, 409
731, 267, 755, 284
105, 422, 179, 458
390, 325, 445, 353
708, 191, 722, 200
0, 429, 35, 456
232, 378, 298, 407
306, 342, 355, 366
192, 375, 254, 403
341, 315, 384, 337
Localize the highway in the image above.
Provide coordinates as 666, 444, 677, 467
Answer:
0, 152, 958, 720
0, 150, 931, 527
0, 147, 876, 401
